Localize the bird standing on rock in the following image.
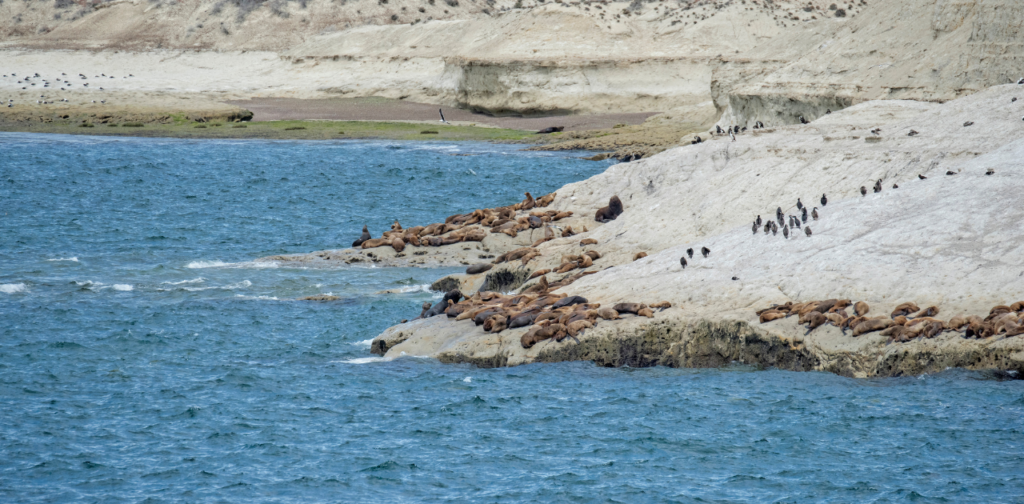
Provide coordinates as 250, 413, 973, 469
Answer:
701, 246, 710, 258
811, 207, 819, 220
756, 215, 762, 227
687, 248, 694, 259
801, 207, 808, 223
783, 225, 789, 239
820, 193, 827, 206
752, 221, 758, 234
796, 198, 803, 211
873, 179, 882, 193
860, 186, 867, 196
680, 256, 687, 269
805, 227, 812, 237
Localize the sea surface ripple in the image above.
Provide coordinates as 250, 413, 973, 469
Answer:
1, 133, 1022, 503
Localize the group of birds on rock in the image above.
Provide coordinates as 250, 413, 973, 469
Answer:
351, 191, 565, 254
409, 286, 671, 350
758, 300, 1024, 342
679, 246, 710, 269
752, 193, 825, 240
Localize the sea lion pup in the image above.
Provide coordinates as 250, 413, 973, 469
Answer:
852, 317, 893, 336
680, 256, 687, 269
633, 252, 648, 261
891, 302, 921, 318
416, 301, 432, 319
760, 310, 787, 323
854, 301, 869, 316
701, 246, 710, 258
860, 186, 867, 196
650, 301, 671, 310
352, 225, 372, 247
536, 192, 556, 207
637, 306, 655, 318
521, 276, 550, 295
561, 226, 576, 238
825, 312, 845, 326
391, 237, 406, 253
580, 238, 598, 246
528, 269, 550, 280
595, 195, 624, 223
913, 306, 939, 318
466, 263, 493, 275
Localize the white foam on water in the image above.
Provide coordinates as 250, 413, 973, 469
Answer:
182, 280, 251, 292
350, 338, 376, 347
186, 260, 230, 269
338, 356, 387, 365
111, 284, 133, 291
396, 284, 432, 294
162, 277, 205, 285
0, 283, 27, 294
187, 260, 281, 269
463, 377, 472, 383
234, 294, 281, 301
47, 257, 78, 262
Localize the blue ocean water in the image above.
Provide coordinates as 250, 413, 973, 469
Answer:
1, 133, 1023, 503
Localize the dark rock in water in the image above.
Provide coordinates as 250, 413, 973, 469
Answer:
536, 126, 565, 134
297, 295, 340, 301
430, 276, 461, 293
553, 295, 588, 309
466, 263, 494, 275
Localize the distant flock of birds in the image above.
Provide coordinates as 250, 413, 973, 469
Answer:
2, 71, 134, 107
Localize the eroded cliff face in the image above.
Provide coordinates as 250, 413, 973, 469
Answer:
8, 1, 1020, 119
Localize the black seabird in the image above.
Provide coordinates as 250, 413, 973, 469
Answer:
438, 109, 449, 124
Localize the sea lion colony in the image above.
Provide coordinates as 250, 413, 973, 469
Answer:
412, 286, 671, 350
757, 300, 1024, 342
350, 191, 563, 254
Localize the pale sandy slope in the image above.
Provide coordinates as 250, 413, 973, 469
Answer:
372, 85, 1024, 373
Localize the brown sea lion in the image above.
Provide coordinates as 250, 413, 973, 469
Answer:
580, 238, 598, 246
853, 317, 893, 336
806, 312, 828, 331
521, 192, 536, 211
584, 250, 601, 260
578, 255, 593, 268
947, 315, 968, 330
528, 269, 551, 280
466, 263, 493, 275
391, 237, 406, 253
566, 319, 594, 337
854, 301, 869, 316
649, 301, 671, 309
637, 307, 654, 318
597, 307, 620, 320
595, 195, 624, 223
760, 310, 786, 323
633, 252, 648, 261
914, 306, 939, 318
391, 220, 403, 232
1009, 301, 1024, 312
890, 302, 921, 318
614, 303, 645, 315
561, 226, 576, 238
555, 262, 578, 274
536, 193, 556, 207
522, 276, 550, 295
986, 305, 1012, 321
361, 238, 389, 249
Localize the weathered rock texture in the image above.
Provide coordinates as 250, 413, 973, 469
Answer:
370, 84, 1024, 376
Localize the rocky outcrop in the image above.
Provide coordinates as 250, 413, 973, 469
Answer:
368, 84, 1024, 376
